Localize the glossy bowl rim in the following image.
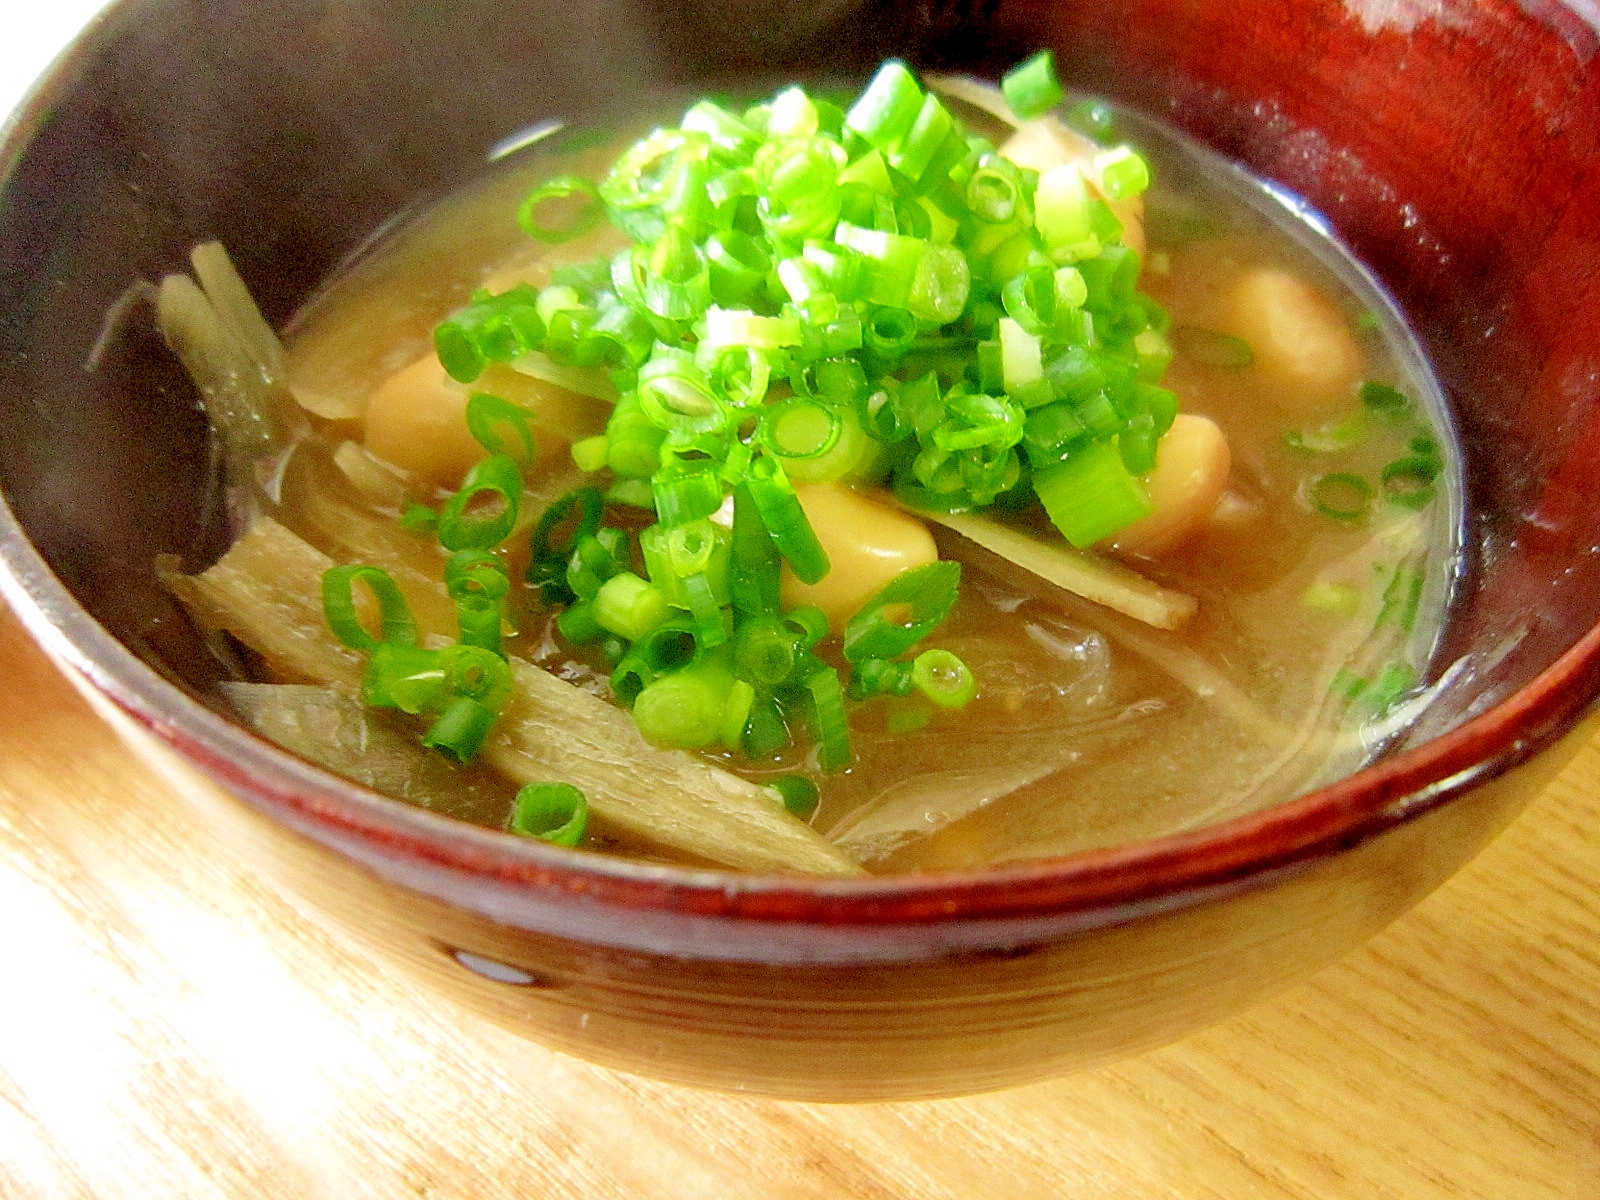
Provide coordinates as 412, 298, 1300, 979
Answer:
3, 0, 1597, 932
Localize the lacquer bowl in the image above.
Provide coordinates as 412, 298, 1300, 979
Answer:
2, 0, 1597, 1100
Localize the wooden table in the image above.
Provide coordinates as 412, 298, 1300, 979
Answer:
0, 600, 1596, 1200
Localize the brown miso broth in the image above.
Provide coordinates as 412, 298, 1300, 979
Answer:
177, 77, 1461, 874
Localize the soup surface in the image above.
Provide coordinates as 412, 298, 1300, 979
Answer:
163, 60, 1461, 874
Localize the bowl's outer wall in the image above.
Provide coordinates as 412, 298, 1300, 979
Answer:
99, 670, 1585, 1099
3, 0, 1600, 1096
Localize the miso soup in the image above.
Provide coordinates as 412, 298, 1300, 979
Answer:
162, 56, 1461, 875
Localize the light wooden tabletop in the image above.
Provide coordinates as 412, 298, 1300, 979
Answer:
0, 601, 1596, 1200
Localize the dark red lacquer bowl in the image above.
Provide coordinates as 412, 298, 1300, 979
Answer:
2, 0, 1598, 1099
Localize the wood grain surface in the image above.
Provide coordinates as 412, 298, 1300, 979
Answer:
0, 600, 1596, 1200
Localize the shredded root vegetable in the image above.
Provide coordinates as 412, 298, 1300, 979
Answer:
167, 517, 863, 875
223, 683, 514, 827
155, 240, 307, 533
188, 242, 287, 382
920, 508, 1198, 630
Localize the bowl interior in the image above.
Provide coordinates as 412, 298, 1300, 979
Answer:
3, 0, 1599, 867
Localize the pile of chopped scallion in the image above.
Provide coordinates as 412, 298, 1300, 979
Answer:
321, 52, 1178, 839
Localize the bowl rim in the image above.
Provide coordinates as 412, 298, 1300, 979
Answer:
3, 0, 1597, 934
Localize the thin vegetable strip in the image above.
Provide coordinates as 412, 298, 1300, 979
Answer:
169, 518, 863, 874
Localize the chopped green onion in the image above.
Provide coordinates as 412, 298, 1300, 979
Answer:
1087, 147, 1151, 200
518, 175, 602, 243
632, 658, 737, 749
910, 647, 978, 708
611, 617, 705, 704
1381, 455, 1439, 509
418, 645, 514, 762
465, 392, 536, 464
742, 690, 790, 758
571, 434, 610, 473
733, 616, 799, 687
744, 455, 830, 584
604, 392, 668, 477
843, 561, 961, 662
438, 454, 523, 551
847, 656, 914, 699
637, 352, 729, 434
907, 243, 971, 324
966, 157, 1025, 224
644, 224, 712, 320
759, 397, 842, 461
1300, 580, 1361, 618
888, 92, 955, 182
595, 571, 669, 641
1375, 563, 1425, 633
362, 642, 446, 713
1001, 50, 1066, 120
864, 306, 919, 361
652, 463, 726, 526
730, 483, 782, 616
768, 85, 821, 138
528, 486, 605, 600
682, 99, 759, 153
783, 605, 830, 648
702, 306, 803, 351
445, 549, 510, 654
437, 642, 515, 711
640, 518, 733, 616
1364, 662, 1418, 714
704, 231, 771, 305
1035, 165, 1096, 257
703, 344, 773, 409
803, 665, 852, 771
1134, 329, 1174, 382
400, 501, 438, 534
422, 695, 500, 762
719, 679, 757, 751
998, 317, 1044, 391
433, 285, 545, 384
770, 774, 820, 818
1309, 472, 1374, 522
845, 60, 923, 150
557, 598, 605, 644
1032, 440, 1153, 547
1360, 380, 1412, 414
321, 565, 418, 651
509, 782, 588, 846
606, 478, 657, 509
834, 222, 926, 309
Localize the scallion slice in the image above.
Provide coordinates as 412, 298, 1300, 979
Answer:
1309, 472, 1375, 522
842, 561, 962, 662
910, 647, 978, 709
1000, 50, 1066, 120
321, 565, 418, 651
438, 454, 523, 551
517, 175, 603, 243
510, 782, 589, 846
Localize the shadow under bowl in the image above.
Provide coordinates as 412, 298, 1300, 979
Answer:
2, 0, 1599, 1099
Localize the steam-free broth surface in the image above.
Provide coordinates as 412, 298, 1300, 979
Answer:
168, 66, 1459, 873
